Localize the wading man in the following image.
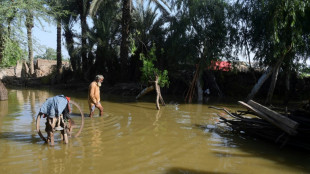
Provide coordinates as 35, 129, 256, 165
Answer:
38, 95, 72, 145
88, 75, 104, 117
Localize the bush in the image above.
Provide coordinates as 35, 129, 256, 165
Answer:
0, 36, 25, 67
139, 44, 169, 88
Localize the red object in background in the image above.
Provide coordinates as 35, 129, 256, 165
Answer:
65, 96, 71, 112
209, 61, 231, 71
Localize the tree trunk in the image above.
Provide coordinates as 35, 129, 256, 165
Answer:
26, 11, 34, 75
205, 70, 224, 97
185, 64, 199, 103
283, 69, 290, 106
210, 71, 223, 97
246, 66, 273, 101
0, 31, 3, 64
155, 76, 165, 110
22, 61, 29, 78
78, 0, 88, 73
56, 19, 62, 83
120, 0, 131, 81
64, 26, 76, 71
136, 85, 154, 100
81, 12, 87, 73
197, 76, 203, 103
265, 63, 281, 105
57, 19, 62, 74
265, 52, 287, 104
136, 76, 165, 110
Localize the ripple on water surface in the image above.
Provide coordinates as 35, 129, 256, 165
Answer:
1, 89, 310, 174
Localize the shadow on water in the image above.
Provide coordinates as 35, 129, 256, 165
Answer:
126, 103, 158, 110
194, 123, 310, 173
0, 131, 43, 144
0, 131, 82, 146
164, 167, 233, 174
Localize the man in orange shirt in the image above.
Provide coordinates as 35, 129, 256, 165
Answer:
88, 75, 104, 117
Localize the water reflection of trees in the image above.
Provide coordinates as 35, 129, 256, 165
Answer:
10, 90, 53, 144
0, 100, 8, 129
0, 100, 8, 117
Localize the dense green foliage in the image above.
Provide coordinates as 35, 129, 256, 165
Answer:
139, 44, 169, 88
0, 0, 310, 101
0, 35, 25, 67
237, 0, 309, 65
299, 64, 310, 78
0, 0, 52, 70
34, 48, 57, 60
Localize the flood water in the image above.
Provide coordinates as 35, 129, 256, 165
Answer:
0, 88, 309, 174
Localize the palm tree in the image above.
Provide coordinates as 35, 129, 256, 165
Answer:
129, 1, 168, 81
78, 0, 91, 73
47, 0, 66, 79
59, 0, 91, 75
88, 0, 120, 80
61, 1, 79, 72
23, 0, 50, 75
90, 0, 171, 81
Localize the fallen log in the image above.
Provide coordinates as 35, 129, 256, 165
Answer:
135, 75, 165, 110
136, 85, 154, 100
247, 100, 299, 130
238, 101, 297, 135
210, 104, 310, 151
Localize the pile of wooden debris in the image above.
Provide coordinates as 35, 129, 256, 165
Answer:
210, 100, 310, 151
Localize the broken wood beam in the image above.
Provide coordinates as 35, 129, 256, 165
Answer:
247, 100, 299, 130
238, 101, 298, 135
136, 85, 154, 100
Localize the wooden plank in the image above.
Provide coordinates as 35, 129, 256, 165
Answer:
135, 85, 154, 100
247, 100, 299, 129
238, 101, 297, 135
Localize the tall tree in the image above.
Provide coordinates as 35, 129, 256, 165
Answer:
90, 0, 171, 81
59, 0, 91, 76
61, 1, 79, 71
78, 0, 91, 73
120, 0, 131, 80
241, 0, 310, 103
88, 0, 120, 81
47, 0, 70, 81
25, 9, 34, 74
170, 0, 236, 102
1, 0, 50, 74
24, 0, 50, 75
130, 1, 168, 81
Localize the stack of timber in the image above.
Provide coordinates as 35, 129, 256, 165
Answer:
210, 100, 310, 151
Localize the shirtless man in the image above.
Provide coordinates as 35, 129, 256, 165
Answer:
88, 75, 104, 117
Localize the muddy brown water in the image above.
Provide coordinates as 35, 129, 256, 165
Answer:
0, 89, 309, 174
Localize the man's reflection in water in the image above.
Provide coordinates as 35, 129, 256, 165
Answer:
90, 118, 104, 154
